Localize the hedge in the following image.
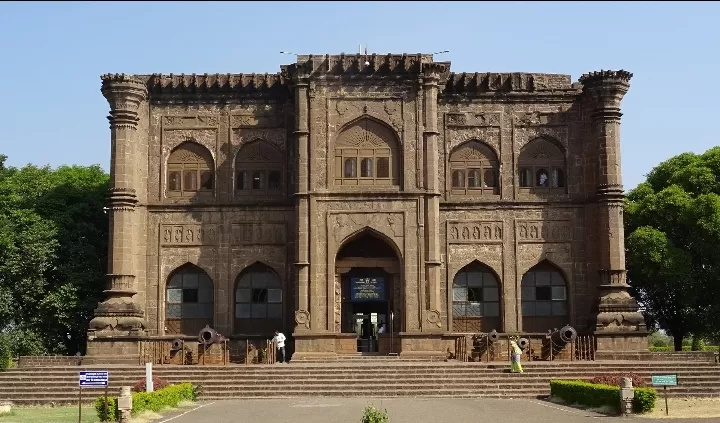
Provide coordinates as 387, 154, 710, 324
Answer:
95, 382, 197, 422
649, 345, 719, 352
550, 380, 657, 414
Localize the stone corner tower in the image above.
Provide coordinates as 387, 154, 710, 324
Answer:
579, 70, 647, 351
86, 74, 148, 355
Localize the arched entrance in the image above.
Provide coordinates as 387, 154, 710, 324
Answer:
336, 229, 402, 353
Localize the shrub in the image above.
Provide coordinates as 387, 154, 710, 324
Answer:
0, 335, 11, 371
361, 405, 389, 423
94, 396, 117, 422
589, 373, 647, 388
550, 380, 657, 414
550, 380, 620, 410
132, 376, 169, 392
95, 382, 196, 421
649, 345, 719, 352
633, 388, 657, 413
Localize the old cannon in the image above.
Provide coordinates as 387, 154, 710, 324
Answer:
552, 325, 577, 345
170, 338, 183, 351
198, 325, 223, 346
488, 329, 500, 343
517, 337, 530, 351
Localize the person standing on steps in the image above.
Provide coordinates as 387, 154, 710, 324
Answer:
272, 330, 286, 364
509, 339, 524, 373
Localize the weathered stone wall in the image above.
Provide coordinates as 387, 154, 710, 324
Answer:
90, 57, 644, 357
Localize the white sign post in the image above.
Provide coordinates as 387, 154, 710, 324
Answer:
145, 362, 154, 392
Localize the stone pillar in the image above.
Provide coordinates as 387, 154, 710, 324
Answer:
422, 63, 443, 332
579, 70, 646, 349
294, 75, 311, 333
87, 74, 148, 346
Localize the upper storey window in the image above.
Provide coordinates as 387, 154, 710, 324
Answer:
236, 140, 284, 197
449, 141, 500, 196
167, 142, 214, 198
334, 117, 401, 187
518, 137, 566, 193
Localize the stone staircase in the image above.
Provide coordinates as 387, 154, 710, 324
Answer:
1, 360, 719, 405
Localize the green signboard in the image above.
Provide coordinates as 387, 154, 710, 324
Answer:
651, 375, 678, 386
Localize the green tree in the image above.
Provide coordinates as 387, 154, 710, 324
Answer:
0, 159, 109, 355
625, 147, 720, 351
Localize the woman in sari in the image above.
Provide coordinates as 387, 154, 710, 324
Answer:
509, 340, 524, 373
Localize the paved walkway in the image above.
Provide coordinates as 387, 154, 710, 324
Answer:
157, 398, 713, 423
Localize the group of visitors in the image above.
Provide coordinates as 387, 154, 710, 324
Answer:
269, 329, 524, 372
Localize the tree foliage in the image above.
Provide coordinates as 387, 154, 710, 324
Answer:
625, 147, 720, 350
0, 156, 109, 356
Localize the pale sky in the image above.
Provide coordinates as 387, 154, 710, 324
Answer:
1, 1, 718, 190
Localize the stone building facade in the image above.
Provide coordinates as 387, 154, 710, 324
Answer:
86, 53, 647, 359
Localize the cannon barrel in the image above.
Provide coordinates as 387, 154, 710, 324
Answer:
170, 339, 183, 351
517, 337, 530, 351
198, 325, 221, 346
488, 329, 500, 343
551, 325, 577, 344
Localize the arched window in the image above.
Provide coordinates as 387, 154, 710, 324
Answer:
236, 140, 284, 197
166, 264, 214, 335
449, 141, 500, 196
452, 261, 501, 332
167, 142, 214, 198
518, 137, 566, 193
234, 263, 283, 335
334, 117, 401, 187
521, 261, 569, 332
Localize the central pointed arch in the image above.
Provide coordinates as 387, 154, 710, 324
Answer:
334, 227, 403, 354
334, 116, 402, 187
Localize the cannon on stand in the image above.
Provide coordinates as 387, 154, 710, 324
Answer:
197, 325, 228, 365
543, 325, 577, 360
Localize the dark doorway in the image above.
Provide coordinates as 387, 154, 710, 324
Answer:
342, 269, 391, 353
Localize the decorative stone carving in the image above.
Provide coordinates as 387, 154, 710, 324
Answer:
231, 223, 286, 245
446, 113, 467, 125
161, 224, 218, 246
446, 127, 501, 154
426, 309, 441, 328
233, 128, 286, 152
295, 310, 310, 329
332, 212, 405, 244
448, 244, 503, 280
383, 100, 402, 129
448, 221, 503, 243
514, 126, 569, 150
516, 221, 572, 242
230, 114, 283, 128
163, 129, 218, 155
334, 275, 341, 333
163, 116, 220, 127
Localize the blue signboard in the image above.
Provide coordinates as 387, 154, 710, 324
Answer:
350, 277, 386, 301
79, 371, 109, 388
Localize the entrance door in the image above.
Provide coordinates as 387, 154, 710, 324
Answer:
342, 272, 391, 353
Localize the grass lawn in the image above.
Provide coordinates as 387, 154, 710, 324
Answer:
0, 406, 99, 423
